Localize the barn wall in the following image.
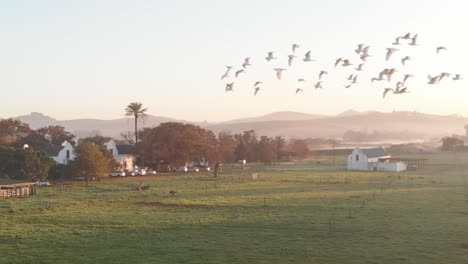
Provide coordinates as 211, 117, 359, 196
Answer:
347, 149, 369, 171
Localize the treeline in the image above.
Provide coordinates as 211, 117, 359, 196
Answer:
138, 123, 310, 167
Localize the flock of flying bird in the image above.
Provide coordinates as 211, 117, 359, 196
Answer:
220, 32, 463, 98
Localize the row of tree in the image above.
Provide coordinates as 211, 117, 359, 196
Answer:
137, 123, 310, 168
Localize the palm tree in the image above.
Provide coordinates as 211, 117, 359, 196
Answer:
125, 102, 148, 144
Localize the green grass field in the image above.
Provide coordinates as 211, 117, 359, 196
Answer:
1, 152, 468, 263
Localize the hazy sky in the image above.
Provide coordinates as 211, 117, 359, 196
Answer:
0, 0, 466, 121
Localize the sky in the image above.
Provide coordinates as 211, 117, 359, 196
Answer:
0, 0, 466, 122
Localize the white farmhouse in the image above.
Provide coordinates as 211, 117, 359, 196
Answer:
46, 141, 76, 165
347, 147, 406, 172
104, 140, 135, 170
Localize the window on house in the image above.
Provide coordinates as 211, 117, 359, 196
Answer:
356, 155, 359, 162
66, 150, 70, 159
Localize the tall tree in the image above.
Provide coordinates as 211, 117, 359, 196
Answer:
0, 119, 31, 145
71, 142, 116, 185
125, 102, 148, 144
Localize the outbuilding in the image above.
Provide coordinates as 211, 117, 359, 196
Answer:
347, 147, 406, 172
0, 179, 36, 198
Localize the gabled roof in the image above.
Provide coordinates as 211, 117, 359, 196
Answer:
36, 145, 64, 156
361, 147, 389, 159
0, 179, 33, 186
116, 144, 135, 155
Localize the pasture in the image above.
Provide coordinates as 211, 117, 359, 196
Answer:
1, 152, 468, 263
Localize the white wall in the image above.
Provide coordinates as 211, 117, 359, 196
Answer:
103, 140, 119, 159
52, 141, 75, 165
377, 162, 407, 172
347, 149, 369, 171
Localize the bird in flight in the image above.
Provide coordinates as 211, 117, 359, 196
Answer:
409, 34, 418, 46
436, 47, 447, 54
242, 57, 251, 69
392, 37, 401, 45
274, 68, 286, 80
403, 74, 414, 84
298, 78, 306, 82
254, 87, 261, 96
295, 88, 303, 94
254, 81, 262, 87
221, 71, 229, 80
428, 75, 441, 84
334, 58, 343, 68
355, 44, 364, 54
292, 44, 300, 53
314, 81, 323, 89
235, 69, 245, 78
319, 71, 328, 80
356, 63, 364, 71
345, 84, 353, 89
401, 33, 412, 40
386, 48, 399, 61
401, 56, 411, 66
342, 59, 353, 67
288, 55, 296, 67
453, 74, 462, 81
265, 52, 276, 61
225, 83, 234, 92
303, 51, 314, 62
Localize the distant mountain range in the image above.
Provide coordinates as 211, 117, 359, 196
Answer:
7, 111, 468, 141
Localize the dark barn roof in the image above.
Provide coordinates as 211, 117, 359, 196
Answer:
0, 179, 33, 186
36, 145, 63, 156
116, 144, 135, 155
361, 147, 389, 159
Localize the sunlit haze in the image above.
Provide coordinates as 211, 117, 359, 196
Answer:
1, 0, 466, 121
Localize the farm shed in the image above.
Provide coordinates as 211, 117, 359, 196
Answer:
0, 179, 36, 198
347, 147, 407, 172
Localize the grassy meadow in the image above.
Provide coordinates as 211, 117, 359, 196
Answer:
1, 152, 468, 263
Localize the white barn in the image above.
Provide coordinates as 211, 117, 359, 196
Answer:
347, 147, 406, 172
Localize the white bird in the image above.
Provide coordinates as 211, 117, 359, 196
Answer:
356, 63, 364, 71
401, 56, 411, 66
221, 71, 229, 80
401, 33, 411, 40
314, 81, 323, 89
319, 71, 328, 80
453, 74, 462, 81
254, 87, 261, 96
371, 77, 385, 83
242, 57, 251, 69
295, 88, 303, 94
225, 66, 233, 71
254, 81, 262, 87
235, 69, 245, 78
428, 75, 440, 84
288, 55, 296, 67
363, 45, 371, 56
265, 52, 276, 61
347, 74, 354, 81
386, 48, 399, 61
342, 59, 352, 67
383, 88, 393, 98
298, 78, 306, 82
292, 44, 300, 53
392, 37, 401, 45
355, 44, 364, 54
352, 75, 358, 84
439, 72, 451, 82
345, 84, 353, 89
409, 34, 418, 46
403, 74, 414, 84
360, 54, 371, 62
303, 51, 314, 62
436, 47, 447, 54
334, 58, 343, 68
274, 68, 286, 80
386, 68, 397, 82
225, 83, 234, 92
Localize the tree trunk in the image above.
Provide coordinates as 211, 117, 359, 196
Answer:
214, 162, 221, 178
134, 115, 138, 144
